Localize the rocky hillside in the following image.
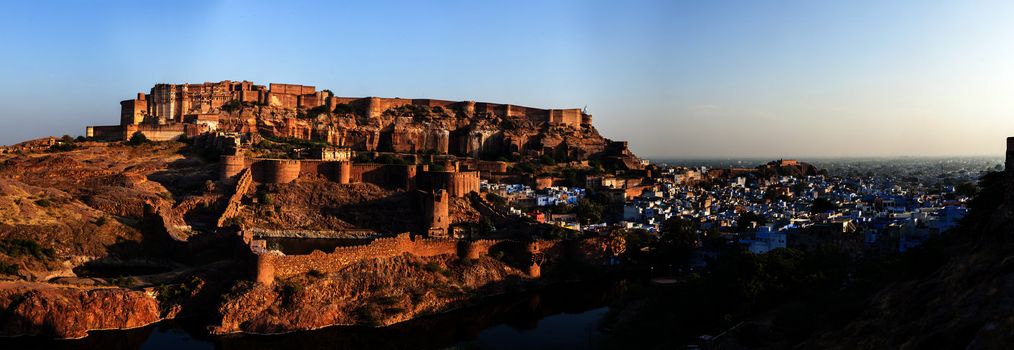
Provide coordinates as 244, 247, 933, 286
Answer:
0, 141, 223, 338
213, 254, 529, 334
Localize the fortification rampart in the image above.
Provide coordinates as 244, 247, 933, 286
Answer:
216, 168, 252, 228
252, 233, 549, 285
251, 159, 301, 184
350, 163, 418, 189
86, 125, 127, 141
417, 171, 480, 197
124, 124, 186, 141
116, 81, 590, 129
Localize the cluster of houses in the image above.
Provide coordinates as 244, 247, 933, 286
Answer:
482, 182, 586, 230
477, 160, 979, 256
621, 167, 973, 254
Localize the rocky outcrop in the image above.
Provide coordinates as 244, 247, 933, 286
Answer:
0, 283, 162, 339
212, 254, 528, 335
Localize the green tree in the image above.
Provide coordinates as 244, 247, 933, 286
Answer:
737, 212, 767, 231
657, 217, 700, 264
126, 132, 149, 146
575, 198, 604, 224
810, 197, 838, 214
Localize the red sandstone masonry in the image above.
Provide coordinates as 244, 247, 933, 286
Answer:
217, 168, 252, 228
254, 234, 551, 283
263, 233, 459, 277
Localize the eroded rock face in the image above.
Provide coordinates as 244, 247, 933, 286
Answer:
0, 283, 162, 339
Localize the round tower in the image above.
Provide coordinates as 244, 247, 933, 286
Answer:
262, 159, 301, 184
255, 253, 275, 286
335, 161, 351, 184
220, 154, 246, 181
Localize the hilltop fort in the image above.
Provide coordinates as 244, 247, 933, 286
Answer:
87, 80, 639, 167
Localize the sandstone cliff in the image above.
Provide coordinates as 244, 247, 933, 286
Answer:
0, 283, 162, 339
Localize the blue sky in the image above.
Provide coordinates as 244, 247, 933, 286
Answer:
1, 0, 1013, 157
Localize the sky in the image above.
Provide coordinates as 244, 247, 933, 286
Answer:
1, 0, 1013, 158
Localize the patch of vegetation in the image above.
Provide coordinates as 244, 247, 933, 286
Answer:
384, 104, 432, 119
374, 154, 408, 165
423, 261, 443, 273
737, 212, 768, 231
0, 239, 56, 260
0, 261, 19, 275
509, 161, 539, 175
260, 192, 275, 205
255, 134, 329, 153
303, 105, 331, 119
539, 154, 557, 166
47, 137, 79, 152
810, 197, 838, 213
109, 277, 133, 288
485, 192, 507, 208
353, 152, 375, 163
332, 103, 361, 116
575, 198, 604, 224
223, 216, 245, 227
221, 99, 256, 112
125, 132, 150, 146
158, 191, 174, 201
277, 279, 304, 307
479, 217, 496, 235
154, 276, 201, 304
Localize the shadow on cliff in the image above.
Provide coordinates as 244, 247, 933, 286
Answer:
328, 191, 423, 234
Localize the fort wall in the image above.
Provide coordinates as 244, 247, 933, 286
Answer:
252, 233, 549, 283
252, 159, 301, 184
87, 125, 126, 141
220, 154, 246, 180
350, 164, 417, 189
217, 168, 252, 228
417, 171, 480, 197
461, 159, 509, 174
125, 124, 186, 141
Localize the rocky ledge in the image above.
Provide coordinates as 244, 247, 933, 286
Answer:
0, 282, 162, 339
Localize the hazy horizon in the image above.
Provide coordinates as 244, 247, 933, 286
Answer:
2, 1, 1013, 157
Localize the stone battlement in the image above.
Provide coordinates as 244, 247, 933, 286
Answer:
252, 232, 552, 285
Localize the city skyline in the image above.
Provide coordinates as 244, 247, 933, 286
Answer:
1, 0, 1013, 157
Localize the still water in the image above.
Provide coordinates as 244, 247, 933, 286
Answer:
1, 280, 629, 350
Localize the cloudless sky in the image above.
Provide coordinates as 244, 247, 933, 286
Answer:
1, 0, 1013, 157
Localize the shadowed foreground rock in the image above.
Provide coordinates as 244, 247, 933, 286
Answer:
0, 283, 161, 339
